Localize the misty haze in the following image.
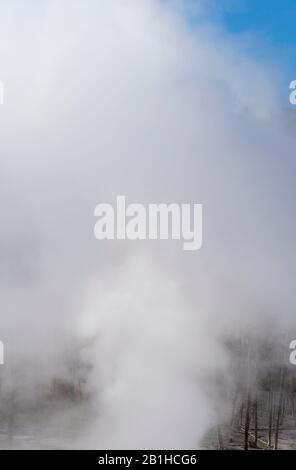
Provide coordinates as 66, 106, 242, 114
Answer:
0, 0, 295, 453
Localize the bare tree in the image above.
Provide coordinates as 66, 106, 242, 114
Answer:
244, 394, 250, 450
274, 368, 286, 450
253, 397, 258, 447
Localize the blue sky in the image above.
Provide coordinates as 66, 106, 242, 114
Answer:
221, 0, 296, 80
186, 0, 296, 88
183, 0, 296, 104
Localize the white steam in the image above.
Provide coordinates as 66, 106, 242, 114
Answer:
0, 0, 295, 449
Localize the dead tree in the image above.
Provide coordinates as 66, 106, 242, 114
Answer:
268, 372, 274, 448
244, 394, 250, 450
253, 397, 258, 447
268, 406, 273, 448
274, 368, 286, 450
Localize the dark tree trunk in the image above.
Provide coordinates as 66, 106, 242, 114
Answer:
253, 398, 258, 448
274, 368, 286, 450
244, 395, 250, 451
